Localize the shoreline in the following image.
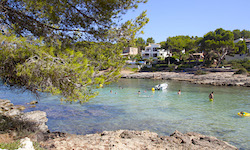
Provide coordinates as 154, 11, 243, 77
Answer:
0, 99, 239, 150
120, 70, 250, 87
0, 99, 237, 150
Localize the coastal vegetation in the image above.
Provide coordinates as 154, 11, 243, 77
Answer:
0, 1, 249, 101
136, 29, 250, 71
0, 0, 149, 102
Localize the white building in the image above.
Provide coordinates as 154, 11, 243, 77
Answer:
141, 43, 172, 60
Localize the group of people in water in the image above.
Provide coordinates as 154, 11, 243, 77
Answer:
113, 88, 214, 101
177, 90, 214, 101
110, 88, 248, 117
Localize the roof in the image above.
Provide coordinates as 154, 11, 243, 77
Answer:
192, 53, 204, 56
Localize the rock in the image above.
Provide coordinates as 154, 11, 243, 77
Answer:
15, 105, 26, 111
20, 111, 49, 133
0, 99, 17, 116
29, 101, 38, 105
17, 137, 35, 150
0, 99, 49, 133
170, 130, 191, 144
29, 105, 36, 108
0, 99, 11, 106
121, 72, 250, 87
4, 109, 21, 117
40, 130, 237, 150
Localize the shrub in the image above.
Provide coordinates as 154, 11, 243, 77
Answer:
194, 70, 207, 75
179, 64, 195, 68
0, 140, 20, 150
234, 68, 248, 75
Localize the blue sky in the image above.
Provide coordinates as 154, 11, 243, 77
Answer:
122, 0, 250, 43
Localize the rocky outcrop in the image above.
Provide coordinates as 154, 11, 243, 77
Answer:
40, 130, 237, 150
19, 111, 48, 133
0, 99, 23, 116
0, 99, 49, 133
17, 137, 35, 150
121, 71, 250, 87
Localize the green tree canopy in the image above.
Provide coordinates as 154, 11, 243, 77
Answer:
166, 35, 196, 61
233, 29, 241, 40
234, 40, 247, 54
0, 0, 149, 102
1, 0, 147, 40
240, 30, 250, 39
146, 37, 155, 45
136, 37, 146, 51
232, 29, 250, 40
199, 28, 234, 67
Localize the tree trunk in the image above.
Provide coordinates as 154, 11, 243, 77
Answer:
216, 50, 227, 68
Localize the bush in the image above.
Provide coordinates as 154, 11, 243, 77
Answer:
228, 59, 250, 70
242, 62, 250, 71
234, 68, 248, 75
0, 140, 20, 150
154, 64, 168, 68
179, 63, 195, 68
194, 70, 207, 75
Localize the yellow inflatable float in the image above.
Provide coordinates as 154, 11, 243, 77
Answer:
238, 112, 250, 117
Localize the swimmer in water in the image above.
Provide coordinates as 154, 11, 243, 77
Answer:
177, 90, 181, 95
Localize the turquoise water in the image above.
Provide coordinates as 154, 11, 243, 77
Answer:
0, 79, 249, 149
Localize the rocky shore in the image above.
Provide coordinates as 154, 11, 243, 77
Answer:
40, 130, 238, 150
0, 99, 238, 150
121, 71, 250, 87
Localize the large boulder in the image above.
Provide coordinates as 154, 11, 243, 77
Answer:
20, 111, 49, 133
0, 99, 49, 133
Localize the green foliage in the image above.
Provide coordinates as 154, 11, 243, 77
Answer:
0, 141, 20, 150
1, 0, 148, 40
159, 41, 167, 49
146, 37, 155, 45
0, 0, 149, 102
234, 68, 248, 75
233, 29, 241, 40
155, 64, 168, 68
199, 28, 234, 67
178, 63, 195, 68
228, 59, 250, 71
241, 30, 250, 39
166, 35, 196, 52
234, 40, 247, 54
194, 70, 207, 75
166, 35, 197, 62
0, 140, 45, 150
136, 37, 146, 50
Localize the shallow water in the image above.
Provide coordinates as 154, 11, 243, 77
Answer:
0, 79, 249, 149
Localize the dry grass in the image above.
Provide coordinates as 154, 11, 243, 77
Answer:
0, 133, 15, 143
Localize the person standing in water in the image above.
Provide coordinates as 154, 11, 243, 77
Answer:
209, 92, 214, 101
177, 90, 181, 95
